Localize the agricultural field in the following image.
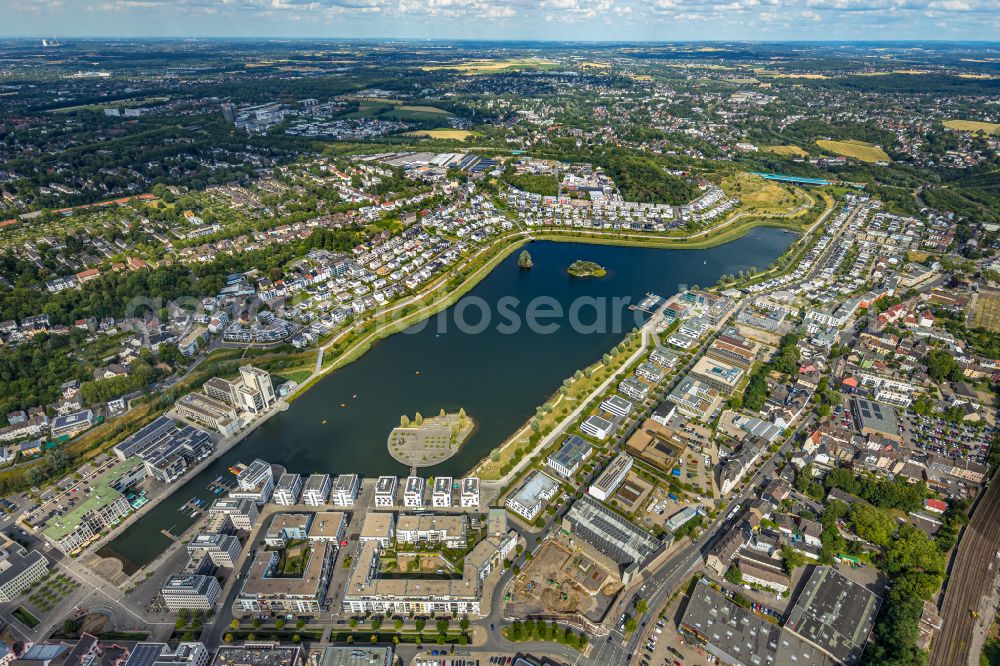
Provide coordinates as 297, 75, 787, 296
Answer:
403, 129, 472, 140
970, 290, 1000, 332
816, 139, 891, 163
421, 57, 558, 75
944, 119, 1000, 135
763, 145, 809, 157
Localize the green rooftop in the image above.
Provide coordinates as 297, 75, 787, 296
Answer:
43, 457, 142, 542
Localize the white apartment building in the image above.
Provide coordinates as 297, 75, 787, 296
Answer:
403, 476, 425, 508
374, 476, 398, 508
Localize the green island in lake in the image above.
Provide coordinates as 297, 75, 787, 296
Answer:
567, 260, 607, 278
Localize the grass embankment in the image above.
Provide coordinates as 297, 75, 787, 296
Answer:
474, 331, 643, 481
816, 139, 890, 163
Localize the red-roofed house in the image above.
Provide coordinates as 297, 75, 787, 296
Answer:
924, 498, 948, 514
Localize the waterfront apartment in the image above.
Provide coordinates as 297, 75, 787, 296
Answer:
589, 453, 634, 501
231, 459, 275, 504
117, 419, 214, 484
161, 574, 222, 611
396, 514, 467, 548
580, 414, 615, 441
302, 473, 332, 506
460, 477, 480, 508
209, 497, 259, 531
403, 476, 425, 508
599, 394, 634, 420
0, 537, 49, 602
273, 473, 303, 505
186, 532, 242, 568
176, 393, 239, 437
374, 476, 398, 507
265, 513, 312, 547
432, 477, 453, 508
649, 348, 680, 370
505, 470, 561, 521
41, 457, 143, 554
330, 473, 360, 507
546, 435, 593, 478
636, 362, 665, 384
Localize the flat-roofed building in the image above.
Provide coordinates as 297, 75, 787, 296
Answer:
707, 333, 758, 369
784, 566, 882, 666
626, 420, 682, 472
690, 356, 745, 395
403, 476, 425, 508
618, 376, 650, 402
851, 397, 903, 444
374, 476, 397, 508
0, 537, 49, 602
112, 415, 176, 460
185, 533, 241, 568
589, 453, 633, 501
176, 394, 238, 437
231, 459, 274, 504
650, 400, 677, 427
650, 348, 679, 370
599, 395, 634, 420
460, 477, 480, 508
505, 470, 560, 521
579, 414, 615, 441
636, 362, 664, 384
396, 514, 467, 548
318, 647, 393, 666
124, 642, 210, 666
161, 574, 222, 611
304, 512, 343, 543
681, 581, 837, 666
272, 473, 303, 506
209, 497, 259, 531
212, 645, 302, 666
359, 513, 395, 547
302, 474, 331, 506
265, 513, 312, 548
669, 376, 721, 420
41, 457, 141, 554
563, 494, 662, 584
330, 474, 360, 507
237, 541, 335, 614
546, 435, 593, 478
342, 530, 517, 617
432, 477, 453, 507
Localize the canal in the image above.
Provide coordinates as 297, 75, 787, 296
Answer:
106, 230, 795, 568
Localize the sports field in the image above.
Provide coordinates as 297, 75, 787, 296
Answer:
944, 119, 1000, 135
816, 139, 890, 163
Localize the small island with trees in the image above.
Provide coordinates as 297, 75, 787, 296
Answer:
518, 250, 533, 270
567, 260, 607, 278
387, 408, 475, 468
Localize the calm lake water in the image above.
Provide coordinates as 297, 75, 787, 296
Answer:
106, 230, 795, 568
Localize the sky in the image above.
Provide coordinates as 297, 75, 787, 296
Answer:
4, 0, 1000, 42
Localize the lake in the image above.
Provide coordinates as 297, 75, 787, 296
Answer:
106, 229, 795, 568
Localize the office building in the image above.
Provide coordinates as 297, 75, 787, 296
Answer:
505, 470, 560, 521
546, 435, 593, 478
0, 538, 49, 602
589, 453, 633, 501
161, 574, 222, 611
580, 414, 615, 441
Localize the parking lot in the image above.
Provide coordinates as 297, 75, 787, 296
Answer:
901, 413, 994, 464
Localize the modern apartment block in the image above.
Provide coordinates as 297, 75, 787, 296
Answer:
330, 474, 360, 507
460, 477, 480, 508
403, 476, 425, 508
302, 474, 332, 506
272, 473, 303, 506
432, 477, 453, 507
374, 476, 398, 507
0, 537, 49, 602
